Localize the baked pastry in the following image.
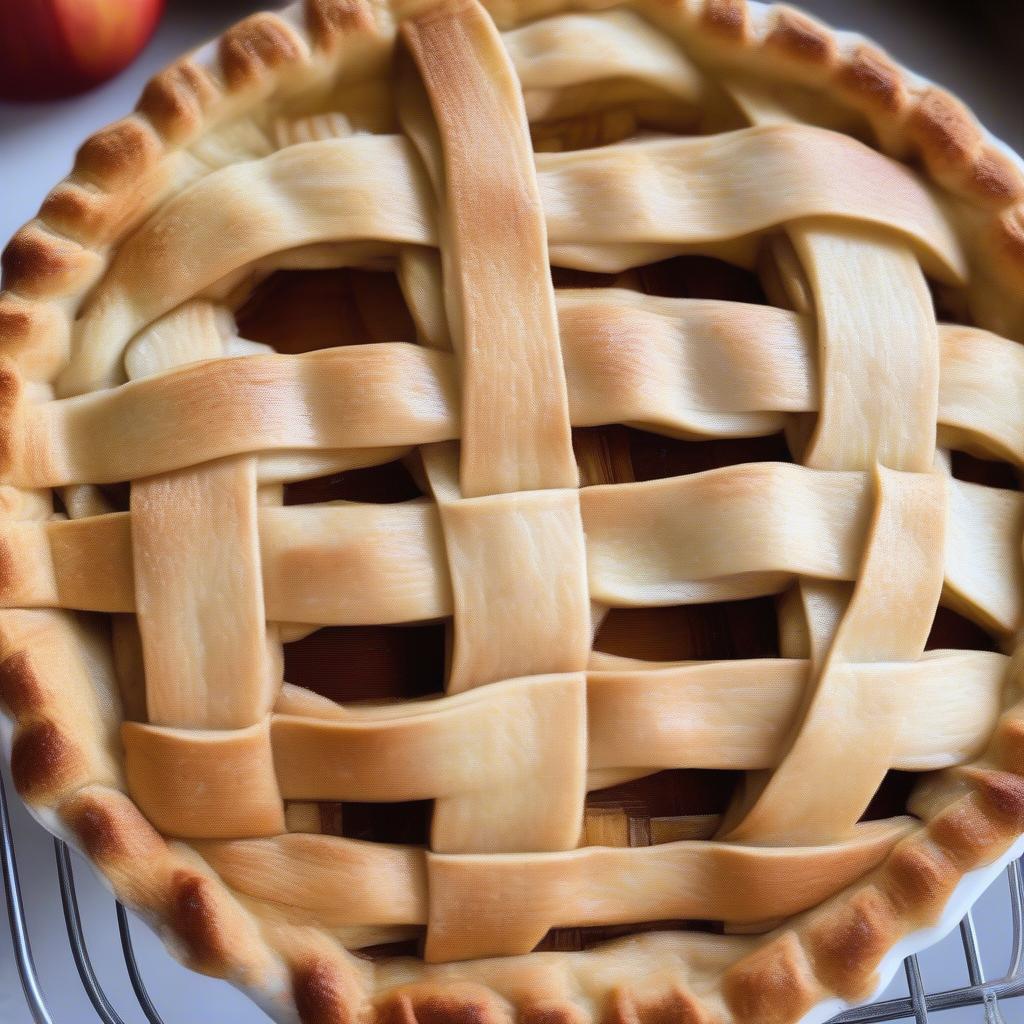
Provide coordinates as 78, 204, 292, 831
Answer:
2, 1, 1024, 1021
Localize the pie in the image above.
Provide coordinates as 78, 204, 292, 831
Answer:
2, 1, 1024, 1022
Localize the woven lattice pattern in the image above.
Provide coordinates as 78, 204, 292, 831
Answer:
3, 1, 1024, 1021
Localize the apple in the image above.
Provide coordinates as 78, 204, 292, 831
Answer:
0, 0, 165, 101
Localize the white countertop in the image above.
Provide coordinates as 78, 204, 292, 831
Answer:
0, 2, 1021, 1021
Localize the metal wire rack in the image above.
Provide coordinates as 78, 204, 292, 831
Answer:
3, 772, 1023, 1024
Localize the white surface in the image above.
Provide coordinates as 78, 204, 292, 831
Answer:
0, 1, 1022, 1022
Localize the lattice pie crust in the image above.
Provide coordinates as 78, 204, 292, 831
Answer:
2, 1, 1024, 1022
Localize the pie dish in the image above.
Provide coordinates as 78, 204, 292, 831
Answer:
2, 1, 1024, 1022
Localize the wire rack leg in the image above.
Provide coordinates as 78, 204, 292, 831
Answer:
54, 838, 127, 1024
1007, 860, 1024, 980
904, 956, 929, 1024
116, 901, 166, 1024
960, 910, 1008, 1024
961, 910, 986, 987
0, 772, 53, 1024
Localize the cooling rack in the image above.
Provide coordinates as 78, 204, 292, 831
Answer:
2, 772, 1023, 1024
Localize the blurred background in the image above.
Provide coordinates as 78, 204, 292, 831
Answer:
0, 1, 1022, 1021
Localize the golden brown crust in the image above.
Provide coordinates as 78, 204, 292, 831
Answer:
73, 118, 163, 189
0, 295, 65, 379
0, 299, 35, 356
39, 186, 113, 245
1, 224, 99, 299
721, 931, 819, 1024
803, 888, 897, 1000
378, 992, 429, 1024
0, 3, 1023, 1024
0, 365, 22, 494
519, 1002, 585, 1024
219, 13, 308, 91
764, 7, 834, 65
64, 785, 164, 865
63, 787, 198, 929
378, 986, 508, 1024
0, 544, 20, 613
605, 986, 711, 1024
994, 205, 1024, 276
881, 840, 957, 918
900, 87, 1024, 206
834, 44, 904, 115
994, 715, 1024, 774
38, 121, 171, 248
962, 766, 1024, 827
0, 649, 45, 718
967, 150, 1024, 206
907, 88, 981, 170
927, 797, 1004, 870
10, 719, 83, 803
307, 0, 380, 49
169, 870, 248, 975
293, 956, 358, 1024
699, 0, 748, 41
136, 60, 219, 144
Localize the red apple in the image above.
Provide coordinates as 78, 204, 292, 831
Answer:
0, 0, 165, 101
